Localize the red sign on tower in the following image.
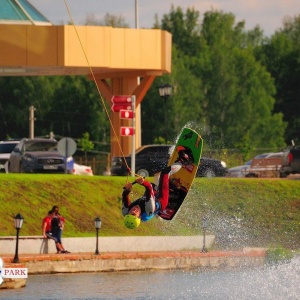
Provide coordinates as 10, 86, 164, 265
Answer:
111, 95, 132, 112
120, 109, 134, 119
120, 127, 134, 136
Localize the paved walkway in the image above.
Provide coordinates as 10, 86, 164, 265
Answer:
1, 248, 267, 263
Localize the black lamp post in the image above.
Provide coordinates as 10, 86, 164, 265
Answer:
201, 216, 208, 253
158, 84, 172, 143
12, 213, 24, 263
94, 217, 102, 255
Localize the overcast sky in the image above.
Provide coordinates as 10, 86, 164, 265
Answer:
30, 0, 299, 36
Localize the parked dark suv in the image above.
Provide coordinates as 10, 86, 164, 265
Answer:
111, 144, 228, 178
111, 145, 171, 177
8, 138, 72, 174
280, 143, 300, 177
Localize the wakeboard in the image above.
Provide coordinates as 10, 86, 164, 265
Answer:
158, 127, 203, 220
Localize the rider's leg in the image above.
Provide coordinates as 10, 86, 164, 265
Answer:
158, 162, 182, 211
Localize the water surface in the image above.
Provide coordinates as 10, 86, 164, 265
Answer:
2, 258, 300, 300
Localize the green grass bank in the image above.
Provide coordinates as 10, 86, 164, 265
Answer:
1, 174, 300, 250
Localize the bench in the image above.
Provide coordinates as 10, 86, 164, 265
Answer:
247, 157, 282, 178
0, 236, 58, 254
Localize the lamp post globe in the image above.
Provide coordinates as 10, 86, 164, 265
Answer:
158, 83, 172, 98
94, 217, 102, 229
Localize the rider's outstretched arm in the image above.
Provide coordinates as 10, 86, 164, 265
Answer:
121, 183, 132, 216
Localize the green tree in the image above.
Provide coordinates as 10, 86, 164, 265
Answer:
143, 7, 206, 144
160, 6, 201, 57
84, 13, 129, 27
198, 10, 286, 149
166, 47, 205, 135
44, 75, 109, 144
78, 132, 94, 164
0, 76, 54, 139
152, 8, 286, 151
0, 75, 110, 148
259, 15, 300, 144
142, 45, 204, 144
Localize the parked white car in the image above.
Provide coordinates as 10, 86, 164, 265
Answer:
72, 163, 93, 176
227, 159, 253, 178
0, 140, 20, 172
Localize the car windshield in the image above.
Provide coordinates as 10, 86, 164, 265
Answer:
135, 146, 171, 156
254, 153, 271, 159
24, 141, 57, 152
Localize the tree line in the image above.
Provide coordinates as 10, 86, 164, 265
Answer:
0, 7, 299, 158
